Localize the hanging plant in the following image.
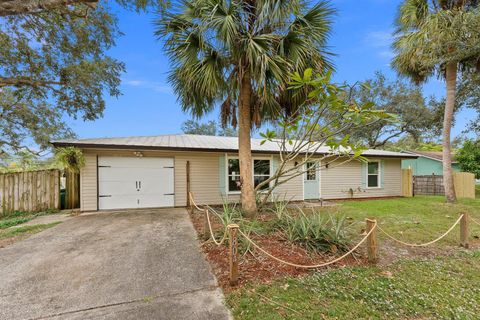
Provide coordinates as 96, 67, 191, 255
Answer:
55, 147, 85, 173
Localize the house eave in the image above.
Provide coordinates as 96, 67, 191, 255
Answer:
51, 142, 419, 159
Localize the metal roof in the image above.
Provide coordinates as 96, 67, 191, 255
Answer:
52, 134, 417, 158
403, 150, 457, 163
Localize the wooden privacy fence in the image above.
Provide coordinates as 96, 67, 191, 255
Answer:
454, 172, 476, 199
413, 174, 444, 196
0, 169, 61, 215
64, 170, 80, 210
411, 172, 476, 199
401, 168, 413, 197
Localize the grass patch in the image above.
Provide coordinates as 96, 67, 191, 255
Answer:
321, 196, 480, 245
0, 217, 31, 229
228, 252, 480, 319
0, 222, 61, 240
476, 185, 480, 199
0, 209, 61, 229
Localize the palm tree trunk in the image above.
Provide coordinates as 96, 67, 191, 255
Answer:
443, 61, 457, 203
238, 69, 257, 217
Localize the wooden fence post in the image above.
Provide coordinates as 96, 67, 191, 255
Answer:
460, 213, 469, 249
186, 161, 191, 210
366, 218, 377, 264
203, 208, 210, 240
228, 224, 240, 286
188, 191, 194, 215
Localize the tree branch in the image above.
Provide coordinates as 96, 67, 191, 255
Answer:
0, 76, 63, 88
0, 0, 98, 17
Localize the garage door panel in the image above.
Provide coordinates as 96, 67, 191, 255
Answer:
99, 181, 137, 196
98, 168, 144, 182
98, 156, 173, 169
137, 194, 174, 208
99, 195, 140, 210
98, 156, 175, 210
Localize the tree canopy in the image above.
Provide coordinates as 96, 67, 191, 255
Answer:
157, 0, 335, 216
349, 72, 441, 149
456, 139, 480, 179
392, 0, 480, 203
181, 119, 237, 136
0, 0, 165, 157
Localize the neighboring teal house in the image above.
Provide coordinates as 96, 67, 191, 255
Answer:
401, 151, 461, 176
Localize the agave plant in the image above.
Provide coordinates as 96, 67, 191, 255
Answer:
281, 207, 352, 254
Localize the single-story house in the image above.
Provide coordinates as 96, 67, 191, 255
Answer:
401, 150, 460, 176
52, 134, 417, 212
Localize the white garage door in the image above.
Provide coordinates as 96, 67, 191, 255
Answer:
98, 156, 174, 210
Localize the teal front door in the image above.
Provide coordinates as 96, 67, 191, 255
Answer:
304, 161, 320, 200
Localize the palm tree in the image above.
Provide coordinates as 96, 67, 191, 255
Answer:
156, 0, 334, 216
393, 0, 480, 203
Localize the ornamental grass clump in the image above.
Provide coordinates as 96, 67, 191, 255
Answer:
281, 207, 352, 254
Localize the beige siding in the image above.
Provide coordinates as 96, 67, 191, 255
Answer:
79, 149, 403, 211
273, 160, 304, 201
80, 153, 98, 211
321, 158, 402, 199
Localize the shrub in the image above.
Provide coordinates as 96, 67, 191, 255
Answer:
268, 195, 291, 220
280, 207, 352, 254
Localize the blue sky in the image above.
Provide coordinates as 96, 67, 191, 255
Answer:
68, 0, 474, 140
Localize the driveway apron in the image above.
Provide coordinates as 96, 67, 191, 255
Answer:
0, 208, 231, 320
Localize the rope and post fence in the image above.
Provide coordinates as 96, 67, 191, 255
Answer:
188, 192, 475, 286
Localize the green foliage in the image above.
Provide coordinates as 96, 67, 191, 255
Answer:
279, 207, 352, 254
0, 2, 126, 154
262, 69, 394, 154
268, 196, 290, 220
156, 0, 335, 126
0, 217, 30, 229
348, 72, 442, 148
54, 147, 85, 172
0, 0, 168, 155
393, 1, 480, 83
0, 222, 61, 240
181, 120, 237, 136
456, 139, 480, 178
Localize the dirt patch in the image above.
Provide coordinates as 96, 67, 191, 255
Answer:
189, 210, 366, 291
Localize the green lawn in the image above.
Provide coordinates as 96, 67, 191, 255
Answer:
0, 222, 61, 240
0, 209, 60, 227
476, 185, 480, 199
228, 251, 480, 319
326, 196, 480, 245
0, 210, 62, 243
228, 196, 480, 319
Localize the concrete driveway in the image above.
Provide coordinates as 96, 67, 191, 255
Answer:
0, 208, 231, 320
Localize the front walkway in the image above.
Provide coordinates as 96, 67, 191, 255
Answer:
0, 208, 231, 319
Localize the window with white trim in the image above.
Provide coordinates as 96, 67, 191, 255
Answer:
227, 158, 271, 192
305, 161, 317, 181
253, 159, 270, 190
367, 162, 380, 188
228, 159, 241, 192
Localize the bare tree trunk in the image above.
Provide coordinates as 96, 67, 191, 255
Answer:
238, 70, 257, 217
443, 61, 457, 203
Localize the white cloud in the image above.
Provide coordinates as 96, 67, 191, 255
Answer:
364, 29, 394, 59
124, 79, 173, 94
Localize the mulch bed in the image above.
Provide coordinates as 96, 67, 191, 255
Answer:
189, 209, 367, 291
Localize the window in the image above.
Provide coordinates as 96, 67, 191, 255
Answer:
227, 158, 271, 192
305, 162, 317, 181
367, 162, 379, 188
254, 159, 270, 190
228, 159, 241, 192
